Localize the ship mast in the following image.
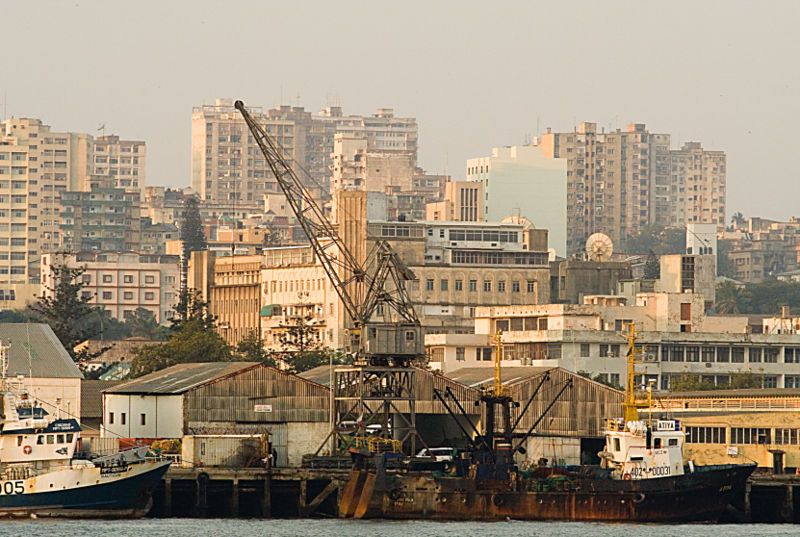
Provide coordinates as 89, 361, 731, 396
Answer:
624, 323, 639, 422
493, 330, 504, 396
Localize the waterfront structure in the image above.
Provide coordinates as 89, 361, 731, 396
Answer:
41, 251, 180, 323
537, 123, 725, 254
427, 293, 800, 391
467, 145, 568, 255
102, 362, 330, 466
0, 323, 83, 419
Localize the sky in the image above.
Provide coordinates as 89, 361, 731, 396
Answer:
3, 1, 799, 220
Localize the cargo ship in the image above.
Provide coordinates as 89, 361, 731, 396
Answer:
339, 325, 755, 522
0, 342, 170, 518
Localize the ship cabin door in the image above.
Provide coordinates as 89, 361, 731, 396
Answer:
771, 450, 785, 474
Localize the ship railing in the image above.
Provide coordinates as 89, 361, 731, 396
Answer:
354, 436, 402, 453
146, 453, 182, 466
2, 466, 37, 481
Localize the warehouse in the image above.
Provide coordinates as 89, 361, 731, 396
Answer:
102, 362, 330, 466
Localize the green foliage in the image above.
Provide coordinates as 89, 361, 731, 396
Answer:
643, 251, 660, 279
125, 307, 165, 340
236, 330, 275, 366
670, 372, 762, 392
716, 239, 736, 279
621, 225, 686, 255
274, 315, 349, 373
715, 280, 751, 314
130, 319, 232, 377
180, 196, 207, 280
29, 264, 103, 359
0, 310, 31, 323
172, 288, 215, 330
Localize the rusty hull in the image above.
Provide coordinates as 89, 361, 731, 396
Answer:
340, 464, 754, 522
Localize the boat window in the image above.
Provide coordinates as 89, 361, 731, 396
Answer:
613, 438, 620, 451
17, 436, 23, 447
46, 435, 54, 445
654, 438, 662, 449
37, 435, 44, 445
668, 438, 678, 447
66, 433, 74, 443
57, 434, 65, 444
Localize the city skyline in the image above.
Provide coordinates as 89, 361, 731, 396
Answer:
3, 1, 800, 220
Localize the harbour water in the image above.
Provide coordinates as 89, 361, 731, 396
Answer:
0, 519, 796, 537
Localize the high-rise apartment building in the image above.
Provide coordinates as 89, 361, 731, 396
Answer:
669, 142, 726, 227
92, 135, 146, 197
467, 145, 568, 255
191, 99, 419, 208
538, 123, 723, 254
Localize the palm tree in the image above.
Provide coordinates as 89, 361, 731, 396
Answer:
716, 280, 750, 314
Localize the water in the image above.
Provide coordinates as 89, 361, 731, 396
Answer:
0, 519, 794, 537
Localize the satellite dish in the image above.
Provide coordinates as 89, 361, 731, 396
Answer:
547, 248, 557, 262
585, 233, 614, 261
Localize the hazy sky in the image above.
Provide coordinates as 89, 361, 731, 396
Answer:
3, 1, 799, 220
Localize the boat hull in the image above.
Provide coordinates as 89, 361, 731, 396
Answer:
0, 460, 171, 518
341, 463, 755, 522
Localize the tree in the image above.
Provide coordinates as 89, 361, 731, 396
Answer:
125, 307, 164, 340
716, 239, 736, 279
730, 212, 746, 231
172, 288, 215, 330
643, 251, 660, 279
715, 280, 751, 314
180, 196, 207, 286
275, 315, 348, 373
621, 225, 686, 255
130, 319, 232, 377
236, 330, 276, 366
0, 310, 31, 323
670, 372, 761, 392
29, 264, 101, 359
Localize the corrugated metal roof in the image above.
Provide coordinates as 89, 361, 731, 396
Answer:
81, 379, 121, 418
298, 365, 338, 387
444, 366, 555, 389
666, 388, 800, 399
103, 362, 259, 395
0, 323, 82, 379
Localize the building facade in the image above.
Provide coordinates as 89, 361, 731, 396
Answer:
467, 145, 568, 255
92, 135, 146, 197
41, 251, 180, 323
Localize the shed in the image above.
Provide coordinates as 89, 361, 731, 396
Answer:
0, 323, 83, 418
102, 362, 330, 466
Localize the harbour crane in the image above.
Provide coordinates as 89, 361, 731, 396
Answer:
235, 100, 424, 453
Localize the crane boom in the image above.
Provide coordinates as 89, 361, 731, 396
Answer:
235, 100, 423, 364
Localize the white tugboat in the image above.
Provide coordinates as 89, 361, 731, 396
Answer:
0, 342, 170, 518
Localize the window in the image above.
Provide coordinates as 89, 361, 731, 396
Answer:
763, 376, 777, 389
498, 280, 506, 292
716, 347, 729, 362
456, 347, 465, 361
455, 279, 463, 291
102, 275, 112, 283
685, 426, 726, 444
731, 347, 745, 363
145, 292, 155, 300
786, 348, 799, 363
469, 280, 477, 292
775, 429, 800, 445
102, 291, 112, 300
613, 438, 621, 452
701, 347, 715, 362
483, 280, 492, 292
425, 279, 434, 291
37, 435, 44, 445
57, 434, 64, 444
140, 413, 146, 426
686, 346, 700, 362
731, 428, 771, 445
786, 376, 800, 388
123, 275, 134, 284
145, 275, 155, 284
512, 281, 520, 293
580, 344, 590, 357
749, 347, 762, 363
526, 280, 536, 293
123, 292, 133, 300
765, 348, 779, 363
109, 412, 114, 424
610, 373, 620, 387
121, 413, 126, 425
440, 279, 448, 291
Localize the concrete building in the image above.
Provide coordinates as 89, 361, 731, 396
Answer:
657, 254, 716, 309
330, 133, 415, 194
467, 145, 568, 256
0, 323, 83, 420
102, 362, 330, 466
721, 216, 800, 283
551, 259, 633, 304
209, 254, 263, 346
92, 135, 146, 198
41, 251, 180, 323
538, 123, 725, 255
61, 177, 142, 252
669, 142, 726, 228
141, 187, 188, 226
426, 181, 484, 222
430, 293, 800, 392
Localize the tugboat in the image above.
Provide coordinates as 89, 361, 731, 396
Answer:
339, 324, 756, 522
0, 342, 171, 518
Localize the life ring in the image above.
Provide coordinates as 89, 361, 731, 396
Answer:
633, 492, 646, 504
23, 445, 32, 455
622, 473, 632, 481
